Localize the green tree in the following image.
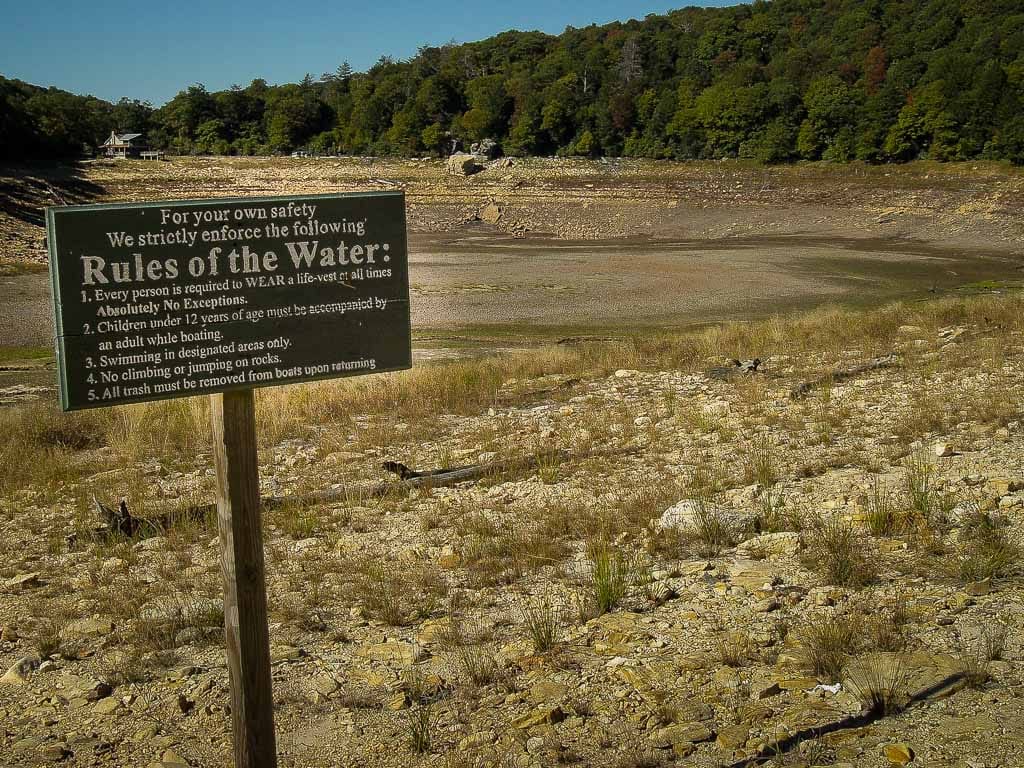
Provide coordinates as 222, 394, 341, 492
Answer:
797, 75, 861, 159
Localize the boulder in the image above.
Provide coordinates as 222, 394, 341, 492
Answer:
470, 138, 500, 158
479, 201, 503, 224
1, 656, 38, 686
658, 499, 748, 533
446, 153, 481, 176
883, 743, 914, 765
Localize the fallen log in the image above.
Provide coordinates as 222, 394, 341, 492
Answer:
88, 447, 630, 541
789, 354, 900, 400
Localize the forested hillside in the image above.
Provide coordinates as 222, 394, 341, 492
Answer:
4, 0, 1024, 163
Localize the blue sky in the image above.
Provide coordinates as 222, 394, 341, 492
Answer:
0, 1, 741, 105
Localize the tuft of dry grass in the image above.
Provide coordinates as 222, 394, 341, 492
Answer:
797, 614, 860, 682
954, 512, 1020, 582
582, 539, 638, 617
802, 515, 877, 588
742, 434, 779, 488
846, 653, 910, 716
521, 600, 562, 654
956, 622, 1010, 688
406, 704, 433, 753
462, 517, 567, 586
719, 632, 752, 668
866, 480, 898, 537
348, 558, 447, 626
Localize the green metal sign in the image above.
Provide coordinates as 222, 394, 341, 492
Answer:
47, 191, 411, 410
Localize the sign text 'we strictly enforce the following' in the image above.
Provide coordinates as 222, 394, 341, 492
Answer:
47, 191, 411, 410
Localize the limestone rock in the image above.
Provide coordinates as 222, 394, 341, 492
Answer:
658, 500, 746, 532
416, 618, 451, 646
883, 743, 914, 765
92, 697, 121, 715
355, 641, 423, 667
40, 742, 70, 762
1, 656, 38, 685
716, 724, 749, 751
269, 645, 303, 663
737, 532, 801, 558
3, 572, 42, 591
649, 722, 714, 748
529, 680, 568, 703
446, 153, 481, 176
479, 202, 503, 224
65, 616, 115, 639
512, 705, 565, 729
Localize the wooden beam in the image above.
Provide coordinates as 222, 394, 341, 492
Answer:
210, 389, 278, 768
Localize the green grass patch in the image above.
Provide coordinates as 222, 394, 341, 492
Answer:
0, 261, 48, 277
0, 345, 53, 364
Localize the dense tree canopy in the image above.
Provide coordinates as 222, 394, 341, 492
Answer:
4, 0, 1024, 164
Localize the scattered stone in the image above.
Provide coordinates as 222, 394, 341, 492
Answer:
883, 743, 914, 765
1, 656, 38, 685
355, 641, 423, 666
753, 682, 782, 700
512, 705, 565, 729
716, 724, 749, 751
459, 731, 493, 750
92, 697, 121, 715
776, 677, 818, 691
269, 645, 303, 663
736, 531, 801, 558
40, 742, 70, 762
312, 673, 340, 698
659, 500, 748, 532
3, 572, 42, 591
753, 597, 780, 613
160, 750, 190, 766
650, 722, 714, 748
529, 680, 568, 703
965, 578, 992, 596
479, 201, 503, 224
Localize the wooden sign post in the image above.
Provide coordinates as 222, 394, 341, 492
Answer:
212, 389, 276, 768
46, 192, 412, 768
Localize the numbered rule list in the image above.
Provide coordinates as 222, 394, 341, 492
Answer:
47, 192, 411, 410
